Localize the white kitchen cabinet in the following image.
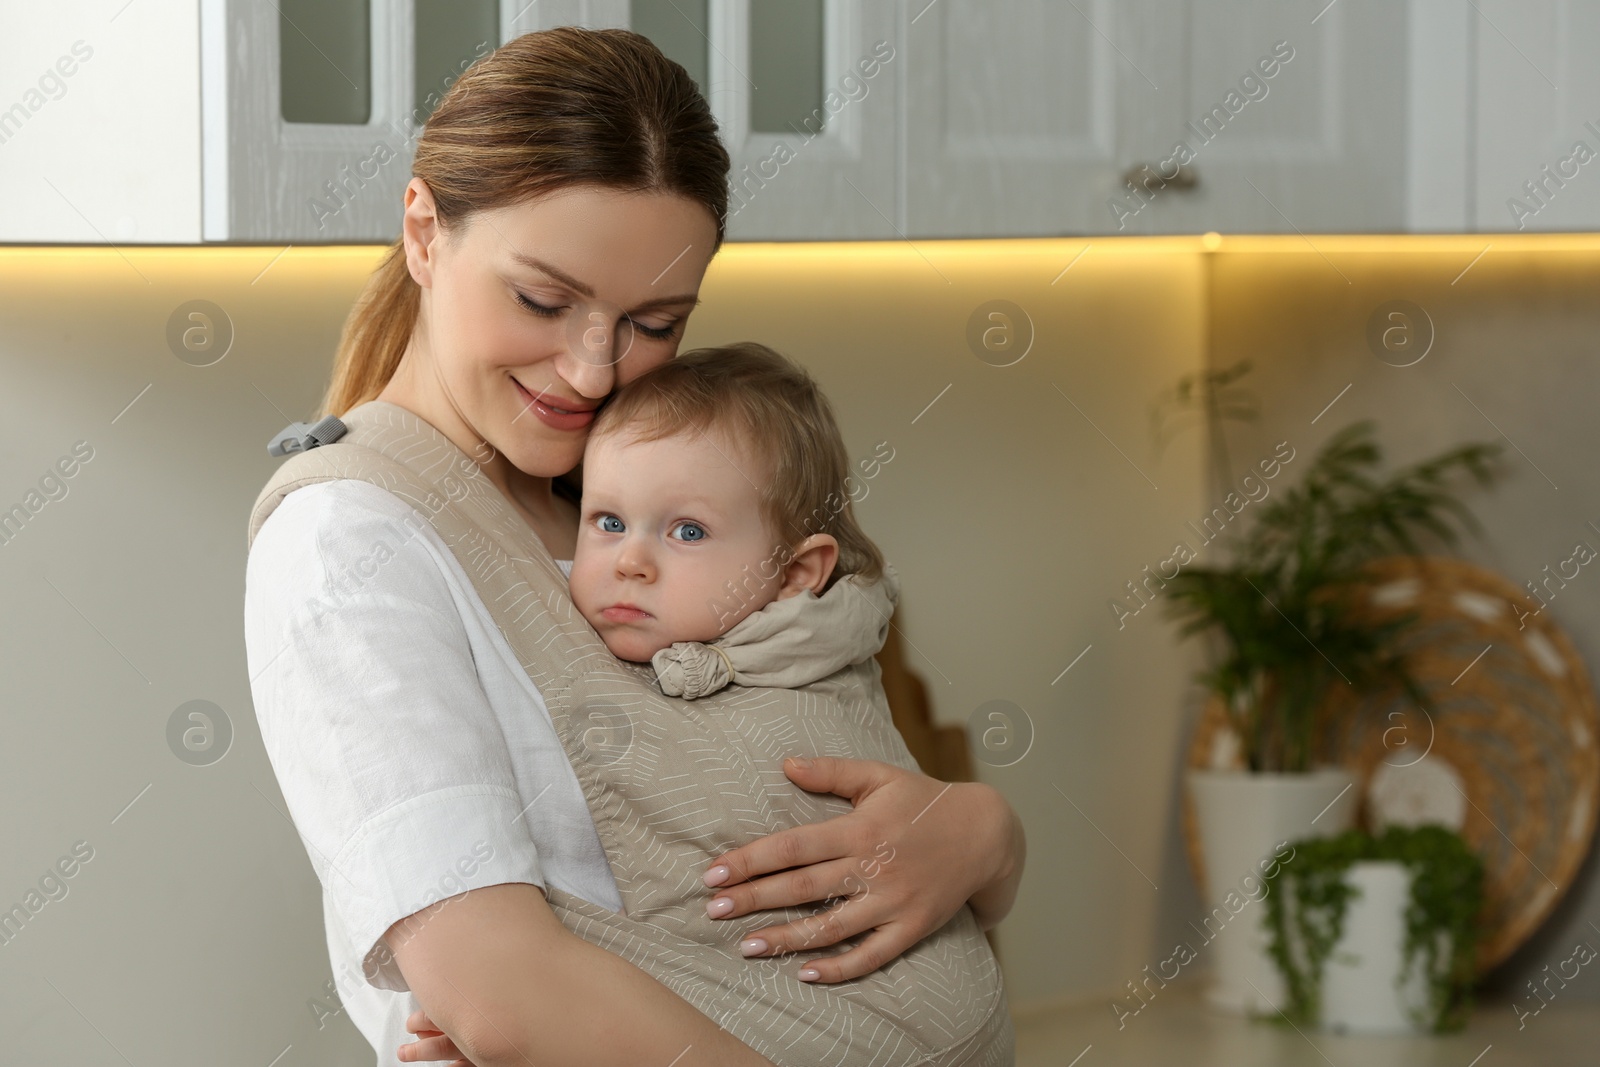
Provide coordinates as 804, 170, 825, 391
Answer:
1467, 0, 1600, 233
3, 0, 1597, 244
223, 0, 903, 242
901, 0, 1180, 237
1138, 0, 1410, 235
902, 0, 1409, 237
1404, 0, 1600, 234
0, 0, 897, 244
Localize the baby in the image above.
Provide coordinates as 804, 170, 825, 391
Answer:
567, 341, 899, 697
404, 342, 1014, 1061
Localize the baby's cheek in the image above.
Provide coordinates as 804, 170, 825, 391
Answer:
568, 566, 652, 662
565, 561, 601, 623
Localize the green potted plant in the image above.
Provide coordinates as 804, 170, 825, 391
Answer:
1151, 366, 1500, 1012
1263, 825, 1484, 1033
1166, 417, 1500, 771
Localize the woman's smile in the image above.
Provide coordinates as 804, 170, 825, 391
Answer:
513, 376, 597, 430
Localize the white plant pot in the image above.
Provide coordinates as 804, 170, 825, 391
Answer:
1319, 860, 1433, 1034
1187, 767, 1357, 1014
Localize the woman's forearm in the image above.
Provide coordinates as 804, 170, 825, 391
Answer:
966, 786, 1025, 931
388, 883, 773, 1067
493, 925, 778, 1067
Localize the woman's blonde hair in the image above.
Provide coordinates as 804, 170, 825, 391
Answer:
587, 342, 887, 589
320, 28, 730, 418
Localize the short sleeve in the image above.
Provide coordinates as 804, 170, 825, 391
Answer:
244, 480, 546, 991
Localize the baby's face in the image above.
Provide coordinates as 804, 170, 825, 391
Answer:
568, 428, 784, 662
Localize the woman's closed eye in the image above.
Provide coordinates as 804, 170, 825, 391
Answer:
515, 291, 566, 318
514, 292, 677, 341
624, 314, 679, 341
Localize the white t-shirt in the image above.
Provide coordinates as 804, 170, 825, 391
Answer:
244, 478, 623, 1066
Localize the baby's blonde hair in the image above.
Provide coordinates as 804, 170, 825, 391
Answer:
588, 342, 886, 590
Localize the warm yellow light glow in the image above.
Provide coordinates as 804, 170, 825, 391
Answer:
1196, 232, 1600, 254
9, 232, 1600, 275
0, 245, 387, 263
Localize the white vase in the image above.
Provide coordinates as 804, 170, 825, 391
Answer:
1319, 860, 1432, 1034
1187, 767, 1357, 1014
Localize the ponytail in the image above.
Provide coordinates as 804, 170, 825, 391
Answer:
321, 241, 419, 416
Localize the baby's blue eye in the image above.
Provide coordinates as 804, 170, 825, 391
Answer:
671, 521, 706, 542
597, 514, 624, 533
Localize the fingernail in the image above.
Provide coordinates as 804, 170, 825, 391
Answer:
707, 896, 734, 918
798, 967, 821, 981
788, 757, 812, 770
704, 865, 729, 887
740, 937, 768, 956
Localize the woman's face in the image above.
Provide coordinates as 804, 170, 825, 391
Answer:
399, 180, 721, 480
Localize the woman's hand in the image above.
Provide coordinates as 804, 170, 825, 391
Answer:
702, 756, 1024, 984
397, 1008, 466, 1065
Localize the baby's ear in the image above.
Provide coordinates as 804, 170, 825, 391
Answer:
778, 534, 839, 599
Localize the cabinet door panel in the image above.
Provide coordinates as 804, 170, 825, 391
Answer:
203, 0, 414, 242
1127, 0, 1407, 235
905, 0, 1408, 237
717, 0, 900, 240
1472, 0, 1600, 232
904, 0, 1176, 237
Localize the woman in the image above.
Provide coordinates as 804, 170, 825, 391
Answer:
244, 27, 1024, 1067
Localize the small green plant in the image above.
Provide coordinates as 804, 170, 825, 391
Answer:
1262, 825, 1484, 1031
1161, 418, 1501, 772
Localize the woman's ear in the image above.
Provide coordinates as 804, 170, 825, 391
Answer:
401, 177, 442, 288
777, 534, 840, 599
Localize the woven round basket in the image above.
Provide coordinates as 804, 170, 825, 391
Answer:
1181, 555, 1600, 973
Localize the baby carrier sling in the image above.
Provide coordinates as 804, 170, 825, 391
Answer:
248, 400, 1014, 1066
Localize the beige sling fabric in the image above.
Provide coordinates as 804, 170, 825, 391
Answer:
652, 564, 901, 699
247, 400, 1014, 1066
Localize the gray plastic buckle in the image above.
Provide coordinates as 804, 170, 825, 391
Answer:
267, 415, 349, 457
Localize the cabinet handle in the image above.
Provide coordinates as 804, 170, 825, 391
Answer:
1120, 163, 1199, 192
